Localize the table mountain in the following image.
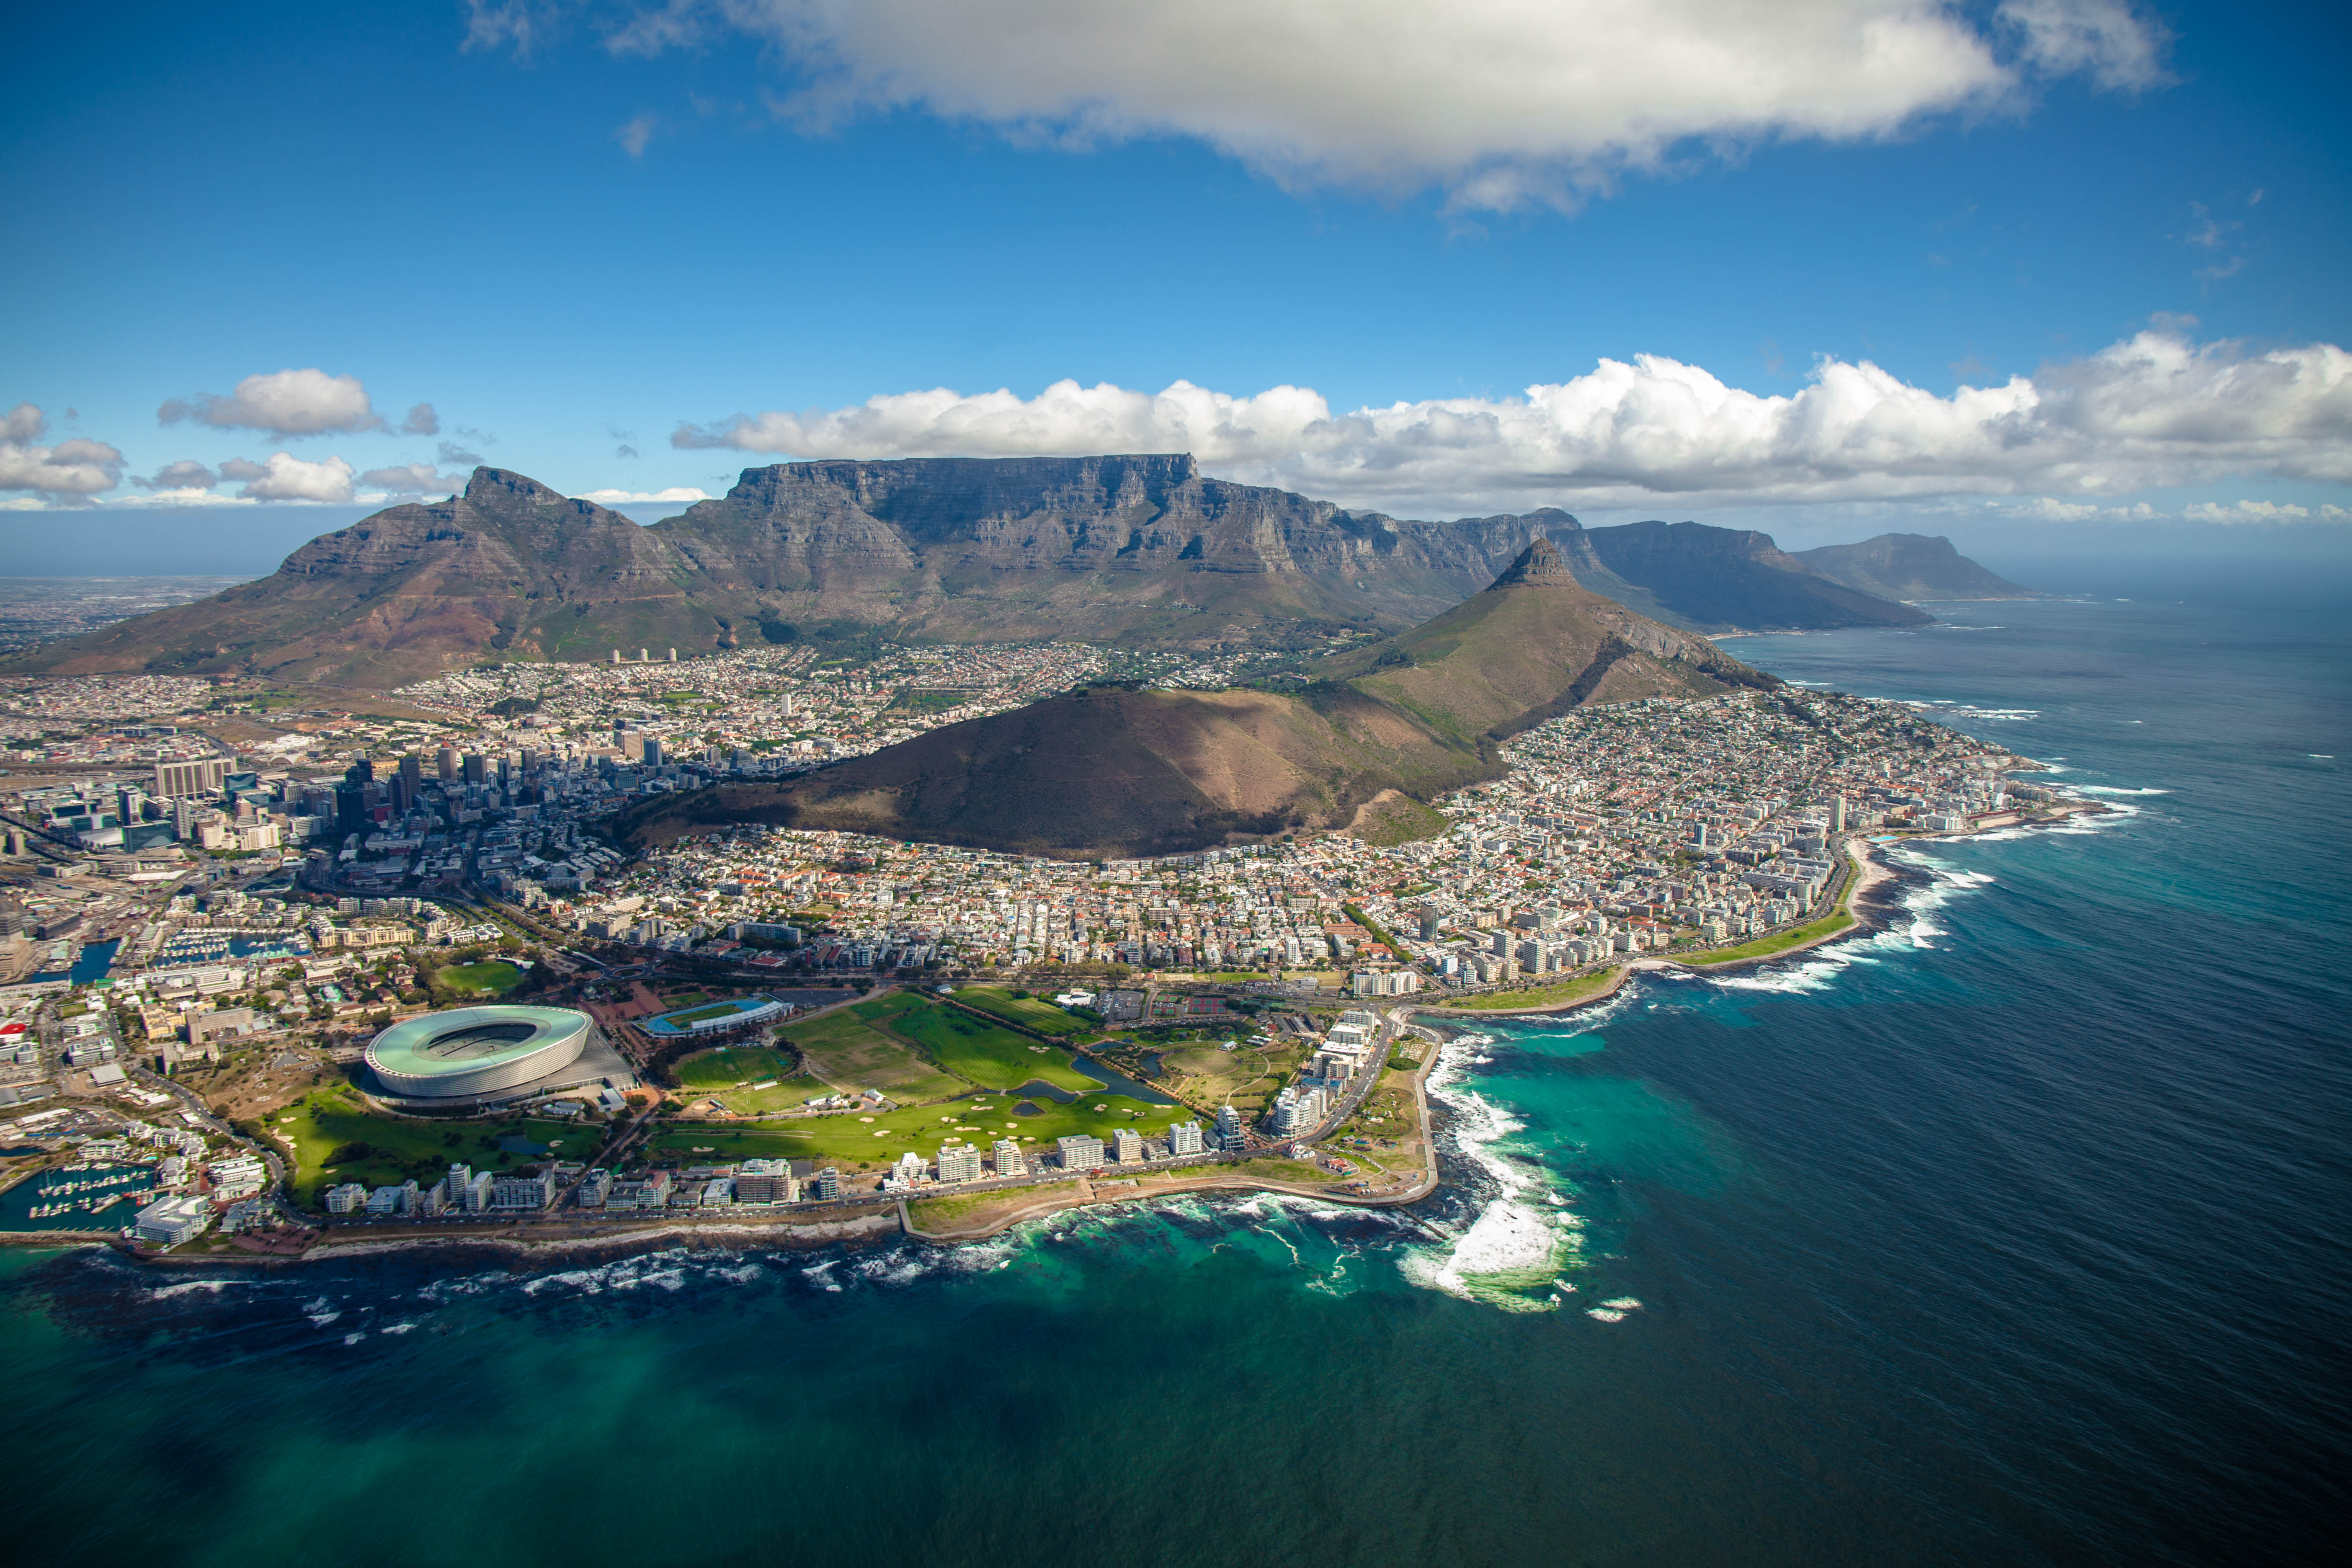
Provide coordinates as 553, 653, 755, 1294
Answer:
6, 458, 1933, 686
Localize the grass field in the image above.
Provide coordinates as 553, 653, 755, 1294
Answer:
1154, 1035, 1310, 1117
887, 1001, 1103, 1093
274, 1085, 602, 1208
1680, 908, 1855, 966
644, 1088, 1181, 1172
1445, 966, 1624, 1012
671, 1044, 832, 1114
950, 987, 1093, 1038
789, 995, 966, 1104
907, 1189, 1023, 1232
436, 961, 527, 997
674, 1044, 802, 1089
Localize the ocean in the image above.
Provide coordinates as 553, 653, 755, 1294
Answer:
3, 596, 2346, 1567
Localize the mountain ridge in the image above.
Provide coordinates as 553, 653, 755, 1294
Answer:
5, 458, 1979, 687
1794, 533, 2044, 601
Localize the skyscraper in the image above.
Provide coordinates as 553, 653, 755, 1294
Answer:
436, 747, 457, 783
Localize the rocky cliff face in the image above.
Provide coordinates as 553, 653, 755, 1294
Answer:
8, 457, 1934, 686
651, 455, 1562, 641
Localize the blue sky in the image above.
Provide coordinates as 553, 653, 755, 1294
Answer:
3, 0, 2347, 577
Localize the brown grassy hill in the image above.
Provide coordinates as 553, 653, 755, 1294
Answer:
617, 540, 1776, 860
617, 682, 1495, 860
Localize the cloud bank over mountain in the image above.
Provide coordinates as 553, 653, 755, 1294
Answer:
674, 330, 2352, 513
537, 0, 2169, 209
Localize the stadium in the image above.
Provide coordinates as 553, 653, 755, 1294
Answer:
364, 1005, 606, 1101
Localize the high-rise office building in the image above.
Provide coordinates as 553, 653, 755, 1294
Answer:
153, 758, 232, 799
641, 736, 663, 769
436, 747, 457, 783
334, 782, 368, 840
462, 753, 487, 787
345, 757, 374, 787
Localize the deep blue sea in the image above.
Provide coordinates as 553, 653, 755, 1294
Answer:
4, 597, 2347, 1568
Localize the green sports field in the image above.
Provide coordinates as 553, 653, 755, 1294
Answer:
949, 987, 1093, 1039
436, 960, 527, 996
884, 999, 1104, 1093
671, 1044, 830, 1113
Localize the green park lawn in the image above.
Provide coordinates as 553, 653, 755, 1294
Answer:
274, 1085, 605, 1208
436, 960, 527, 997
1446, 966, 1624, 1012
950, 986, 1093, 1039
646, 1089, 1181, 1173
671, 1043, 831, 1114
674, 1044, 802, 1089
907, 1189, 1020, 1232
1679, 908, 1855, 966
789, 995, 967, 1104
787, 990, 1112, 1104
884, 1000, 1104, 1093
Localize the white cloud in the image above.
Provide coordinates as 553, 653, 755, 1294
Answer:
673, 330, 2352, 513
228, 451, 358, 502
136, 459, 222, 491
2180, 499, 2350, 526
571, 486, 713, 506
615, 111, 658, 157
158, 369, 387, 437
104, 487, 260, 508
360, 462, 469, 496
587, 0, 2168, 209
0, 404, 126, 500
2009, 498, 2158, 522
1997, 0, 2167, 91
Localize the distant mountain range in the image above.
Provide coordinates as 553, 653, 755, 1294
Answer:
616, 537, 1774, 860
4, 458, 2031, 687
1793, 533, 2044, 601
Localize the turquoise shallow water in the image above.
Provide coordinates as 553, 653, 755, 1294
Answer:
3, 598, 2347, 1567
